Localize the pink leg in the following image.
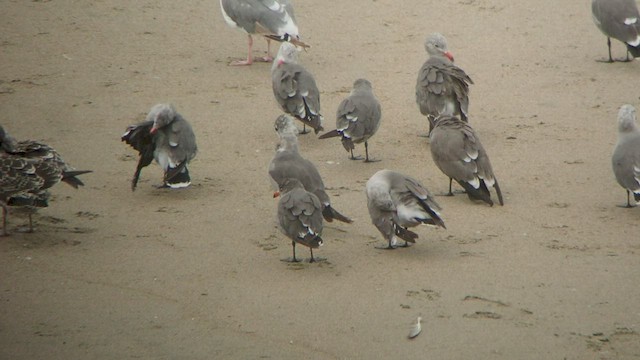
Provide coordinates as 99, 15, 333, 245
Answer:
258, 38, 274, 63
230, 35, 254, 66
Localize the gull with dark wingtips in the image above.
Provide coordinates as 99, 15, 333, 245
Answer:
219, 0, 309, 65
429, 115, 504, 206
592, 0, 640, 62
366, 169, 445, 250
277, 178, 324, 263
270, 114, 352, 223
319, 78, 382, 162
272, 42, 323, 134
416, 33, 473, 136
122, 104, 197, 191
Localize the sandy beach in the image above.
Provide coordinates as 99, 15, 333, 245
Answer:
1, 0, 639, 358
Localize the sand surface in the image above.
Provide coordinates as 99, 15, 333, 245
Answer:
1, 0, 640, 359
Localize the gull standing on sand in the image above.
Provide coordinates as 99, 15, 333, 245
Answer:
416, 33, 473, 136
429, 115, 504, 206
269, 114, 352, 223
219, 0, 308, 65
319, 79, 382, 162
277, 178, 324, 262
591, 0, 640, 62
366, 169, 445, 250
272, 42, 323, 134
121, 104, 197, 191
612, 104, 640, 207
0, 126, 91, 235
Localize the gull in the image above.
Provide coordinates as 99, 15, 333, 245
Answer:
219, 0, 308, 65
416, 33, 473, 136
366, 169, 445, 249
612, 104, 640, 207
319, 79, 382, 162
122, 104, 197, 191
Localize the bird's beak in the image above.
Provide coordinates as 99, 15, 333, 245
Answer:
273, 191, 280, 198
149, 126, 158, 134
444, 51, 454, 62
291, 37, 310, 51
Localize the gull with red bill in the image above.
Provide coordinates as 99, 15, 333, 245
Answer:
416, 32, 473, 136
269, 114, 352, 224
121, 104, 198, 191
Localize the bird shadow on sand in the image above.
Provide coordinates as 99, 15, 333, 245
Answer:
283, 257, 334, 271
4, 214, 95, 249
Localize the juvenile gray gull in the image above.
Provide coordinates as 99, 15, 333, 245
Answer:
272, 42, 323, 134
121, 104, 198, 191
366, 169, 445, 250
592, 0, 640, 62
416, 33, 473, 135
429, 115, 504, 206
612, 104, 640, 207
269, 114, 352, 223
219, 0, 308, 65
277, 178, 324, 262
0, 125, 91, 235
319, 79, 382, 162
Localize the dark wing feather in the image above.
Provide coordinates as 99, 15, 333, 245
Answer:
11, 140, 92, 190
122, 120, 155, 191
0, 158, 44, 199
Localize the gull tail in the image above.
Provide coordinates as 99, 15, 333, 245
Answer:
62, 170, 93, 189
627, 43, 640, 58
322, 205, 353, 224
458, 180, 493, 206
318, 129, 341, 139
394, 223, 418, 243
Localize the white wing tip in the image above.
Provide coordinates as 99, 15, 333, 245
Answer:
167, 181, 191, 189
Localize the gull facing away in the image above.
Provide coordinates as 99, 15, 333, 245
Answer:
121, 104, 198, 191
612, 104, 640, 207
269, 114, 352, 223
416, 33, 473, 136
429, 115, 504, 206
219, 0, 309, 65
319, 79, 382, 162
272, 42, 323, 134
366, 169, 445, 250
277, 178, 324, 262
592, 0, 640, 62
0, 126, 91, 236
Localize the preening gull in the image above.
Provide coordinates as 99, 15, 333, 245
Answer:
366, 169, 445, 249
122, 104, 197, 191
